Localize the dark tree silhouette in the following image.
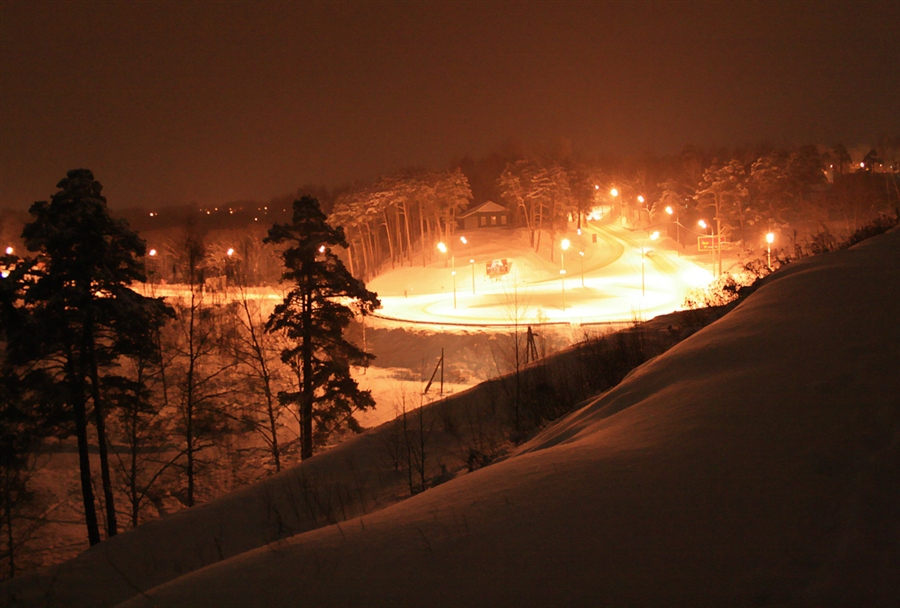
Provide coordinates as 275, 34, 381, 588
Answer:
21, 169, 169, 544
265, 197, 380, 460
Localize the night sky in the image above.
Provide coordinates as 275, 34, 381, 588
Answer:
2, 0, 898, 211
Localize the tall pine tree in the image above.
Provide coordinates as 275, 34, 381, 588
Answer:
21, 169, 170, 544
265, 196, 380, 460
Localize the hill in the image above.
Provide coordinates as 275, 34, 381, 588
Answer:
5, 229, 899, 606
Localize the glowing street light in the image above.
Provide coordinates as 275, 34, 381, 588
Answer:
610, 188, 618, 197
5, 246, 13, 255
765, 232, 775, 270
578, 250, 585, 287
451, 270, 457, 309
470, 258, 476, 294
665, 205, 681, 246
561, 238, 571, 311
148, 248, 157, 257
226, 248, 235, 257
698, 219, 715, 274
642, 231, 659, 297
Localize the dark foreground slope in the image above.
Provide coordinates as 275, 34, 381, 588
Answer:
112, 233, 899, 606
6, 229, 899, 607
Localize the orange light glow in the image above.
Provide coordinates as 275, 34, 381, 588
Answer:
148, 249, 157, 256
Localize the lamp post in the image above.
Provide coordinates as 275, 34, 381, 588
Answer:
470, 258, 476, 294
561, 238, 570, 311
637, 195, 645, 226
451, 270, 457, 309
765, 232, 775, 270
578, 251, 585, 287
642, 231, 659, 297
665, 205, 681, 246
699, 219, 715, 275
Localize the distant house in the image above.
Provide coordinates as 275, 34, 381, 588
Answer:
457, 201, 511, 231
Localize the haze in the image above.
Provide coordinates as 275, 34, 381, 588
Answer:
2, 0, 899, 210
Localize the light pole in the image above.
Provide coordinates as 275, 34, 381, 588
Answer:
637, 195, 645, 226
470, 258, 476, 294
579, 251, 585, 287
642, 231, 659, 297
766, 232, 775, 270
665, 205, 681, 246
561, 238, 570, 311
451, 270, 457, 309
610, 187, 619, 220
699, 219, 715, 275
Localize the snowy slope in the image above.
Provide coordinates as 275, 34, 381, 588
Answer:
8, 229, 900, 607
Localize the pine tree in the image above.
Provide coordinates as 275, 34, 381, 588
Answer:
21, 169, 169, 544
265, 197, 380, 460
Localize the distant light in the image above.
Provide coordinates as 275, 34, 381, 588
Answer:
148, 212, 155, 217
610, 188, 619, 197
559, 269, 566, 275
766, 232, 775, 244
206, 211, 211, 215
1, 270, 8, 278
594, 184, 599, 190
451, 270, 456, 276
561, 238, 571, 251
460, 236, 467, 244
4, 246, 12, 255
698, 219, 708, 229
148, 249, 157, 256
227, 248, 235, 256
318, 245, 325, 253
229, 209, 233, 214
437, 242, 448, 253
576, 228, 582, 235
578, 251, 584, 257
637, 195, 645, 204
254, 217, 258, 221
469, 258, 474, 264
665, 206, 673, 215
650, 231, 660, 241
860, 162, 865, 168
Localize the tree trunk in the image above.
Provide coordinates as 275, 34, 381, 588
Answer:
381, 209, 395, 269
65, 335, 101, 545
301, 267, 314, 460
85, 319, 117, 538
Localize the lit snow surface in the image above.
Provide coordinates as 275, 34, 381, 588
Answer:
5, 227, 899, 606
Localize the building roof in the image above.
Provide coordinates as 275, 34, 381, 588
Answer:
457, 201, 509, 219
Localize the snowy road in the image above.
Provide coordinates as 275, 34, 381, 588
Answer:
138, 222, 714, 327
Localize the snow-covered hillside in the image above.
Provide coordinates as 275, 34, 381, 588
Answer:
5, 229, 899, 606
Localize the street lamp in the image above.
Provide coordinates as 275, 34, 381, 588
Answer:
451, 270, 457, 309
470, 258, 476, 294
4, 246, 13, 255
665, 205, 681, 246
561, 238, 571, 311
578, 251, 585, 287
437, 241, 451, 267
642, 231, 659, 297
699, 219, 715, 275
765, 232, 775, 270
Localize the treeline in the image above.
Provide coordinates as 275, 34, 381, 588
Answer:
1, 173, 376, 578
